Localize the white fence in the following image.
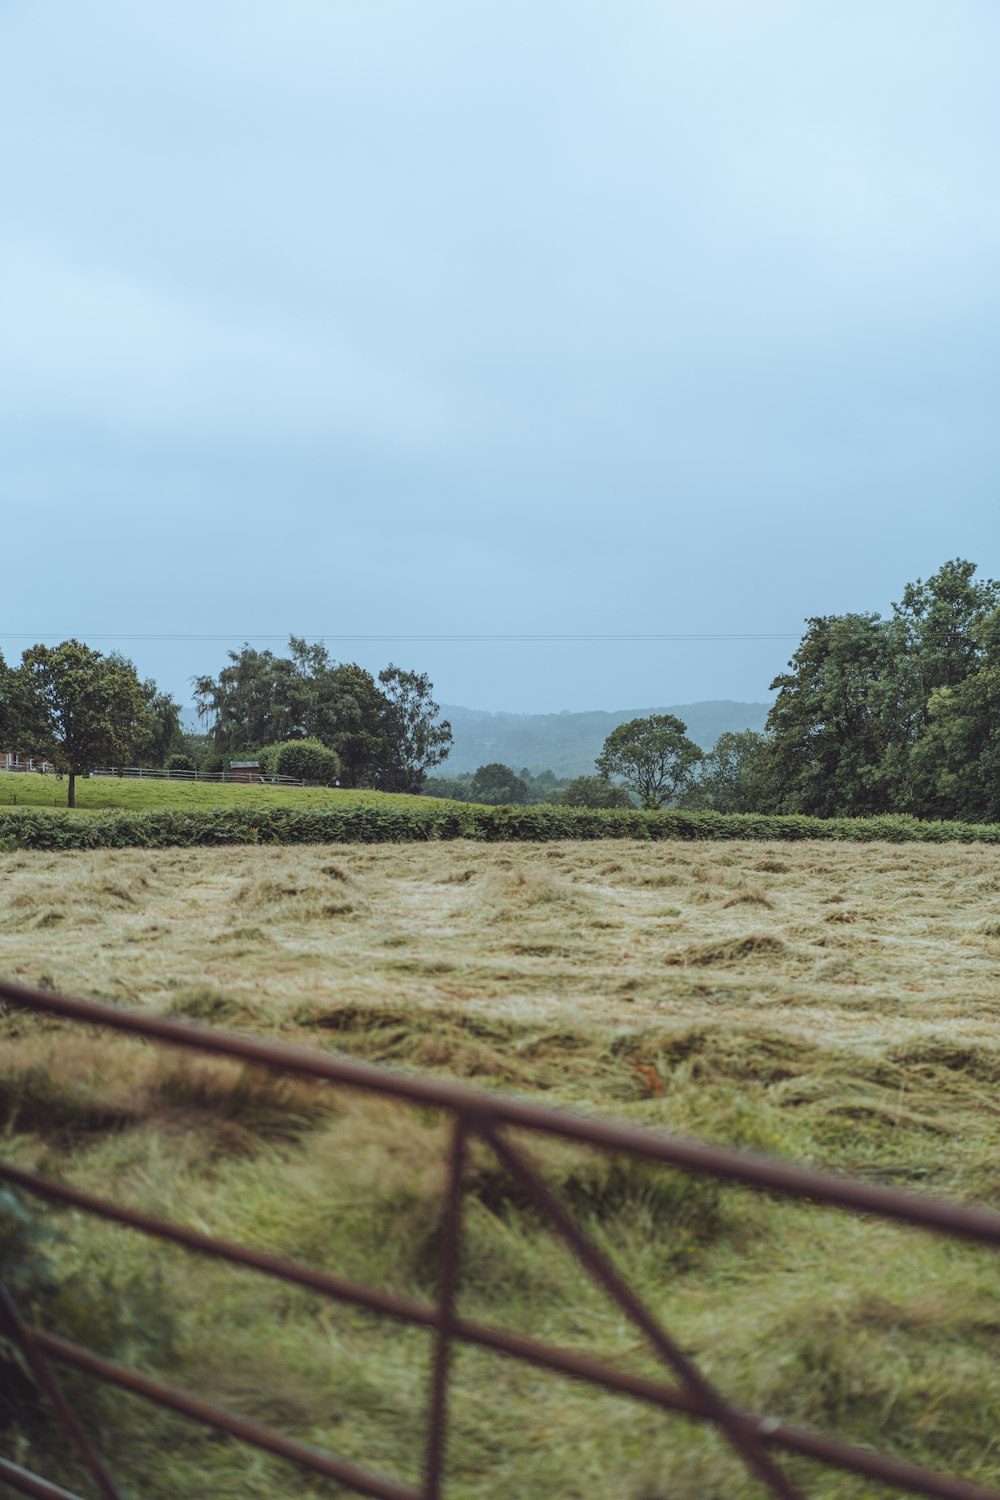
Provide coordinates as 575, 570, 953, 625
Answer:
2, 763, 339, 790
91, 767, 339, 788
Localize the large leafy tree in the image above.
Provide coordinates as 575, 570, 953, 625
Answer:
909, 609, 1000, 821
194, 640, 449, 790
193, 644, 313, 750
377, 665, 453, 792
11, 641, 150, 806
765, 560, 1000, 819
135, 680, 185, 766
322, 663, 393, 788
0, 649, 10, 749
765, 613, 909, 817
691, 729, 780, 814
892, 558, 1000, 711
596, 715, 701, 809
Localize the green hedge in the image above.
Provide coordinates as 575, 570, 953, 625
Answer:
2, 803, 1000, 850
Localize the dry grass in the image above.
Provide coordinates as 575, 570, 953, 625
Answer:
3, 838, 1000, 1497
4, 838, 1000, 1053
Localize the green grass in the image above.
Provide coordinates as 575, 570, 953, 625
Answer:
0, 769, 430, 814
3, 839, 1000, 1496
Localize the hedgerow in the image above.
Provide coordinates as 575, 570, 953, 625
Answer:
2, 803, 1000, 850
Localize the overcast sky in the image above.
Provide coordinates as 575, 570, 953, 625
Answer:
2, 1, 998, 716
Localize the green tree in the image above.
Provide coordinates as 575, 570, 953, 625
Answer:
596, 715, 702, 809
764, 562, 1000, 819
909, 608, 1000, 821
469, 763, 530, 804
135, 680, 184, 766
193, 639, 394, 786
11, 641, 150, 806
893, 558, 1000, 711
0, 649, 10, 749
558, 774, 633, 809
193, 644, 313, 750
765, 613, 909, 816
688, 729, 779, 813
324, 663, 393, 788
377, 665, 452, 791
422, 774, 474, 801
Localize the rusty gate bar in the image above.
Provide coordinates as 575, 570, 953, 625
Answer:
13, 1318, 1000, 1500
482, 1123, 806, 1500
4, 1153, 999, 1500
0, 1285, 124, 1500
3, 978, 1000, 1500
4, 978, 1000, 1248
21, 1328, 420, 1500
0, 1158, 438, 1329
422, 1118, 468, 1500
0, 1457, 87, 1500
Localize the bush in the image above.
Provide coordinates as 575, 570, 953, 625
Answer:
273, 738, 341, 783
164, 754, 196, 773
201, 753, 226, 774
2, 803, 1000, 851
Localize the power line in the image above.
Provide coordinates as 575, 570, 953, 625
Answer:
0, 632, 800, 643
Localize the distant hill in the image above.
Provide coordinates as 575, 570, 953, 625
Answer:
439, 701, 771, 778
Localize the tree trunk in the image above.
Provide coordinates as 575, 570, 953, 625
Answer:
68, 772, 75, 809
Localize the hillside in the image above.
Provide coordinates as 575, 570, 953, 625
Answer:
440, 699, 771, 776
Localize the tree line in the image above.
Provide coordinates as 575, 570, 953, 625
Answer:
3, 558, 997, 819
434, 558, 1000, 821
0, 638, 452, 805
698, 557, 1000, 822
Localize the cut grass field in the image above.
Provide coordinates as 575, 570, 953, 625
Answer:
0, 768, 428, 814
2, 838, 1000, 1497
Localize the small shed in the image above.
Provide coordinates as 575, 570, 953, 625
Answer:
230, 760, 262, 783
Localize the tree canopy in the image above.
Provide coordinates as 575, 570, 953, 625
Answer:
193, 640, 452, 791
762, 559, 1000, 820
558, 774, 633, 809
376, 665, 452, 791
676, 559, 1000, 823
468, 762, 530, 805
6, 641, 150, 805
596, 715, 702, 808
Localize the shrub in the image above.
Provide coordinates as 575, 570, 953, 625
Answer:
272, 738, 341, 784
2, 803, 1000, 851
164, 754, 196, 773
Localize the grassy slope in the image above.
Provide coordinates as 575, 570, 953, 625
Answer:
0, 769, 428, 813
2, 839, 1000, 1497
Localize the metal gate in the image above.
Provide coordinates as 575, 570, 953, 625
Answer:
1, 976, 998, 1500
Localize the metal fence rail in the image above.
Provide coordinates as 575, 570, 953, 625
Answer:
1, 976, 999, 1500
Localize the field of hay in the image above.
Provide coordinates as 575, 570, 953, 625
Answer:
2, 838, 1000, 1498
0, 769, 436, 814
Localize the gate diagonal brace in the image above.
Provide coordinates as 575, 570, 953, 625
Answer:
482, 1123, 806, 1500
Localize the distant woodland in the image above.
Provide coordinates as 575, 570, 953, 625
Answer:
432, 558, 1000, 822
